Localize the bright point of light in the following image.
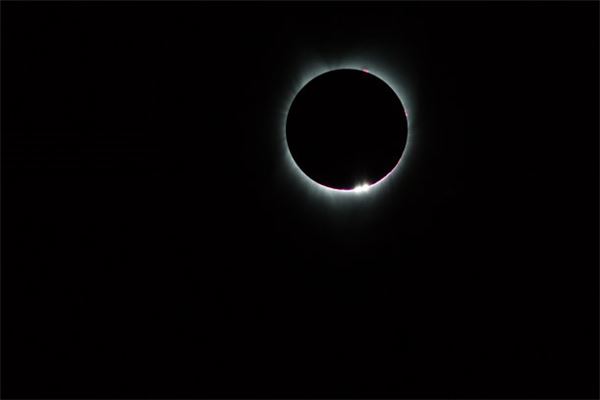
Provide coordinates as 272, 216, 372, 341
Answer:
353, 183, 371, 193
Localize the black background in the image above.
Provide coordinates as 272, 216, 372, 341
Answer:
2, 1, 599, 399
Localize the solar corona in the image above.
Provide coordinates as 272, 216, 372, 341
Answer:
281, 63, 414, 198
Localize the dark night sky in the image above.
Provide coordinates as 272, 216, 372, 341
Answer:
2, 1, 599, 399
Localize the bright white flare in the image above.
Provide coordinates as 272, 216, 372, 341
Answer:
353, 183, 371, 193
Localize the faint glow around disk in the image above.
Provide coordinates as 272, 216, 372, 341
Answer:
281, 60, 415, 198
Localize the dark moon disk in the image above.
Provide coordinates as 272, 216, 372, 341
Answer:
286, 69, 408, 191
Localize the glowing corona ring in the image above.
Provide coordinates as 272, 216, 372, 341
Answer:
281, 62, 414, 199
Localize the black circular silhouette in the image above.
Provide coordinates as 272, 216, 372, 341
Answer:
286, 69, 408, 191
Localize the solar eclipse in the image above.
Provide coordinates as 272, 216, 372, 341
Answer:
284, 68, 409, 195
